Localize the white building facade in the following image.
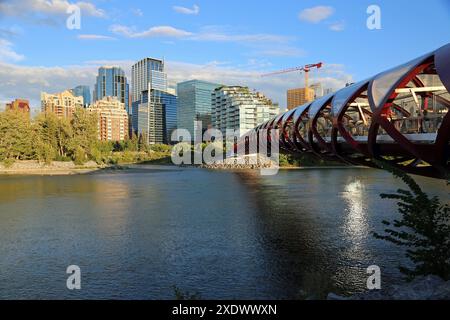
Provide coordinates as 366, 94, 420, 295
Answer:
212, 86, 280, 136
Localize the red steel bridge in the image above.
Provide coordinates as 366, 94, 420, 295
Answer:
239, 44, 450, 179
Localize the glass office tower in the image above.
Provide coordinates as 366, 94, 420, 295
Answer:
93, 66, 129, 113
72, 85, 91, 107
177, 80, 220, 141
131, 58, 168, 144
161, 92, 177, 144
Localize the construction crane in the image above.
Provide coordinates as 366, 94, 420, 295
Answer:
261, 62, 323, 89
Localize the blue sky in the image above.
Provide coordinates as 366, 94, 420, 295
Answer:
1, 0, 450, 110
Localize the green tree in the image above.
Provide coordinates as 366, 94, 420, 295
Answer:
73, 146, 86, 165
0, 109, 35, 160
35, 140, 56, 164
125, 133, 139, 152
69, 108, 98, 159
34, 112, 72, 160
138, 133, 148, 152
150, 144, 172, 153
373, 162, 450, 281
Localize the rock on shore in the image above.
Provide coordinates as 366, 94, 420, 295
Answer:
0, 160, 101, 175
200, 155, 278, 170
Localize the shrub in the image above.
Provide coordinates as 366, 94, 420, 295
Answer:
150, 144, 172, 153
90, 148, 104, 165
373, 162, 450, 281
2, 158, 15, 168
121, 151, 136, 164
73, 146, 86, 165
38, 143, 55, 165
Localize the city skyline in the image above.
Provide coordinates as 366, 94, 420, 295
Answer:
0, 0, 450, 111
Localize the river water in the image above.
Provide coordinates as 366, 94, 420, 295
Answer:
0, 167, 447, 299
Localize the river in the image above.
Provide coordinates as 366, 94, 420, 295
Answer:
0, 167, 447, 299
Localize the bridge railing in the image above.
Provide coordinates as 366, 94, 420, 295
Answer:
237, 43, 450, 178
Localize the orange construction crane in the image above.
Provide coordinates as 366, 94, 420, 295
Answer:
261, 62, 323, 89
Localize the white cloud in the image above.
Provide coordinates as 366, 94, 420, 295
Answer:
329, 21, 345, 32
0, 26, 22, 38
77, 34, 116, 40
0, 59, 353, 112
0, 39, 25, 62
0, 61, 97, 108
0, 0, 106, 23
131, 8, 143, 17
110, 25, 193, 38
76, 1, 105, 18
110, 24, 292, 45
173, 4, 200, 15
165, 61, 352, 110
299, 6, 334, 23
191, 32, 291, 44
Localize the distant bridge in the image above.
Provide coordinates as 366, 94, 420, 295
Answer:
238, 43, 450, 179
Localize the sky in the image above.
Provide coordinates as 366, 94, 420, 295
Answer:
0, 0, 450, 112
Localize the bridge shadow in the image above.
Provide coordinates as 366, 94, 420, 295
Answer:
232, 170, 347, 299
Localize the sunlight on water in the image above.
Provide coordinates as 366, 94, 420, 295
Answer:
342, 180, 369, 244
0, 168, 447, 299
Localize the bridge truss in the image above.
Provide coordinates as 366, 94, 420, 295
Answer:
239, 44, 450, 179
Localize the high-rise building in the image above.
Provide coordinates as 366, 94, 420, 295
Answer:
310, 83, 324, 99
212, 86, 280, 136
177, 80, 220, 140
131, 58, 168, 144
88, 96, 128, 141
41, 90, 83, 119
161, 92, 177, 144
287, 87, 315, 110
72, 85, 91, 107
136, 90, 164, 144
93, 66, 129, 113
6, 99, 30, 113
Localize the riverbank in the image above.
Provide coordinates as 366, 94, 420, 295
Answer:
199, 156, 352, 171
0, 160, 109, 175
0, 159, 364, 176
0, 160, 184, 176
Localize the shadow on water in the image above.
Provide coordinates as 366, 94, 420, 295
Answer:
234, 170, 344, 298
233, 168, 449, 298
0, 167, 447, 299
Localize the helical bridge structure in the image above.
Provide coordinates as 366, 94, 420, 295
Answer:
239, 43, 450, 179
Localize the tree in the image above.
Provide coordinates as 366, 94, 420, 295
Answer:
34, 112, 72, 159
373, 162, 450, 281
73, 146, 86, 165
125, 133, 139, 152
0, 109, 35, 160
138, 133, 148, 152
69, 108, 98, 159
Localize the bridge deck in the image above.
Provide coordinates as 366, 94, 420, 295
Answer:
320, 133, 438, 144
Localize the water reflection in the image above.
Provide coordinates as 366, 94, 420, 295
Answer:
0, 168, 447, 299
342, 180, 369, 248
